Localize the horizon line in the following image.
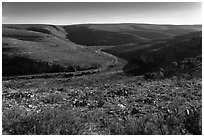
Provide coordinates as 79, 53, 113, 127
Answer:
2, 22, 202, 26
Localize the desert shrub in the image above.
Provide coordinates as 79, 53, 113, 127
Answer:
40, 93, 64, 104
123, 117, 147, 135
106, 116, 125, 135
151, 97, 202, 135
102, 115, 156, 135
2, 106, 35, 135
183, 107, 202, 135
2, 106, 86, 135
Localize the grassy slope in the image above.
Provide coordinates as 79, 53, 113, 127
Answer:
2, 24, 111, 76
104, 31, 202, 75
63, 23, 201, 46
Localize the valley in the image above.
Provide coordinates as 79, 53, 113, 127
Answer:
2, 23, 202, 135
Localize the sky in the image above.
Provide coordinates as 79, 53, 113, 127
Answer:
2, 2, 202, 25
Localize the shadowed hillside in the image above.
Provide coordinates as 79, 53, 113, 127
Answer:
104, 31, 202, 76
63, 23, 201, 46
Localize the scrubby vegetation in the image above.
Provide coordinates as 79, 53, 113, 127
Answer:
2, 69, 201, 135
2, 24, 202, 135
2, 52, 202, 135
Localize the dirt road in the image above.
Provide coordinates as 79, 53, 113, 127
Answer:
2, 47, 123, 80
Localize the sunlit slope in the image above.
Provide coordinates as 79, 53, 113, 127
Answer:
3, 24, 67, 39
2, 24, 111, 76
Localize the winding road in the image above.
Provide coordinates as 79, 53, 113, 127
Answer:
2, 48, 122, 80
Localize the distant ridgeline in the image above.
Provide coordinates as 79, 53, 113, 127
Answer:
63, 24, 201, 46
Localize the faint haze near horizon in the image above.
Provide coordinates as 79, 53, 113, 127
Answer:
2, 2, 202, 25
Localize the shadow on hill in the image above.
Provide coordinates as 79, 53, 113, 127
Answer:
64, 25, 141, 46
123, 61, 159, 76
2, 54, 101, 77
2, 55, 75, 77
63, 24, 201, 46
122, 31, 202, 76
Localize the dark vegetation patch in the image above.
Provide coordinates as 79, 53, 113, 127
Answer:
2, 55, 75, 76
2, 54, 101, 77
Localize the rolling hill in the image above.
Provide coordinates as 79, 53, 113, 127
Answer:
2, 24, 112, 76
2, 23, 202, 135
2, 23, 202, 76
63, 23, 201, 46
104, 31, 202, 75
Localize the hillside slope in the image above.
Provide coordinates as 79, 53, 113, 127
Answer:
2, 24, 111, 76
63, 23, 201, 46
104, 31, 202, 75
